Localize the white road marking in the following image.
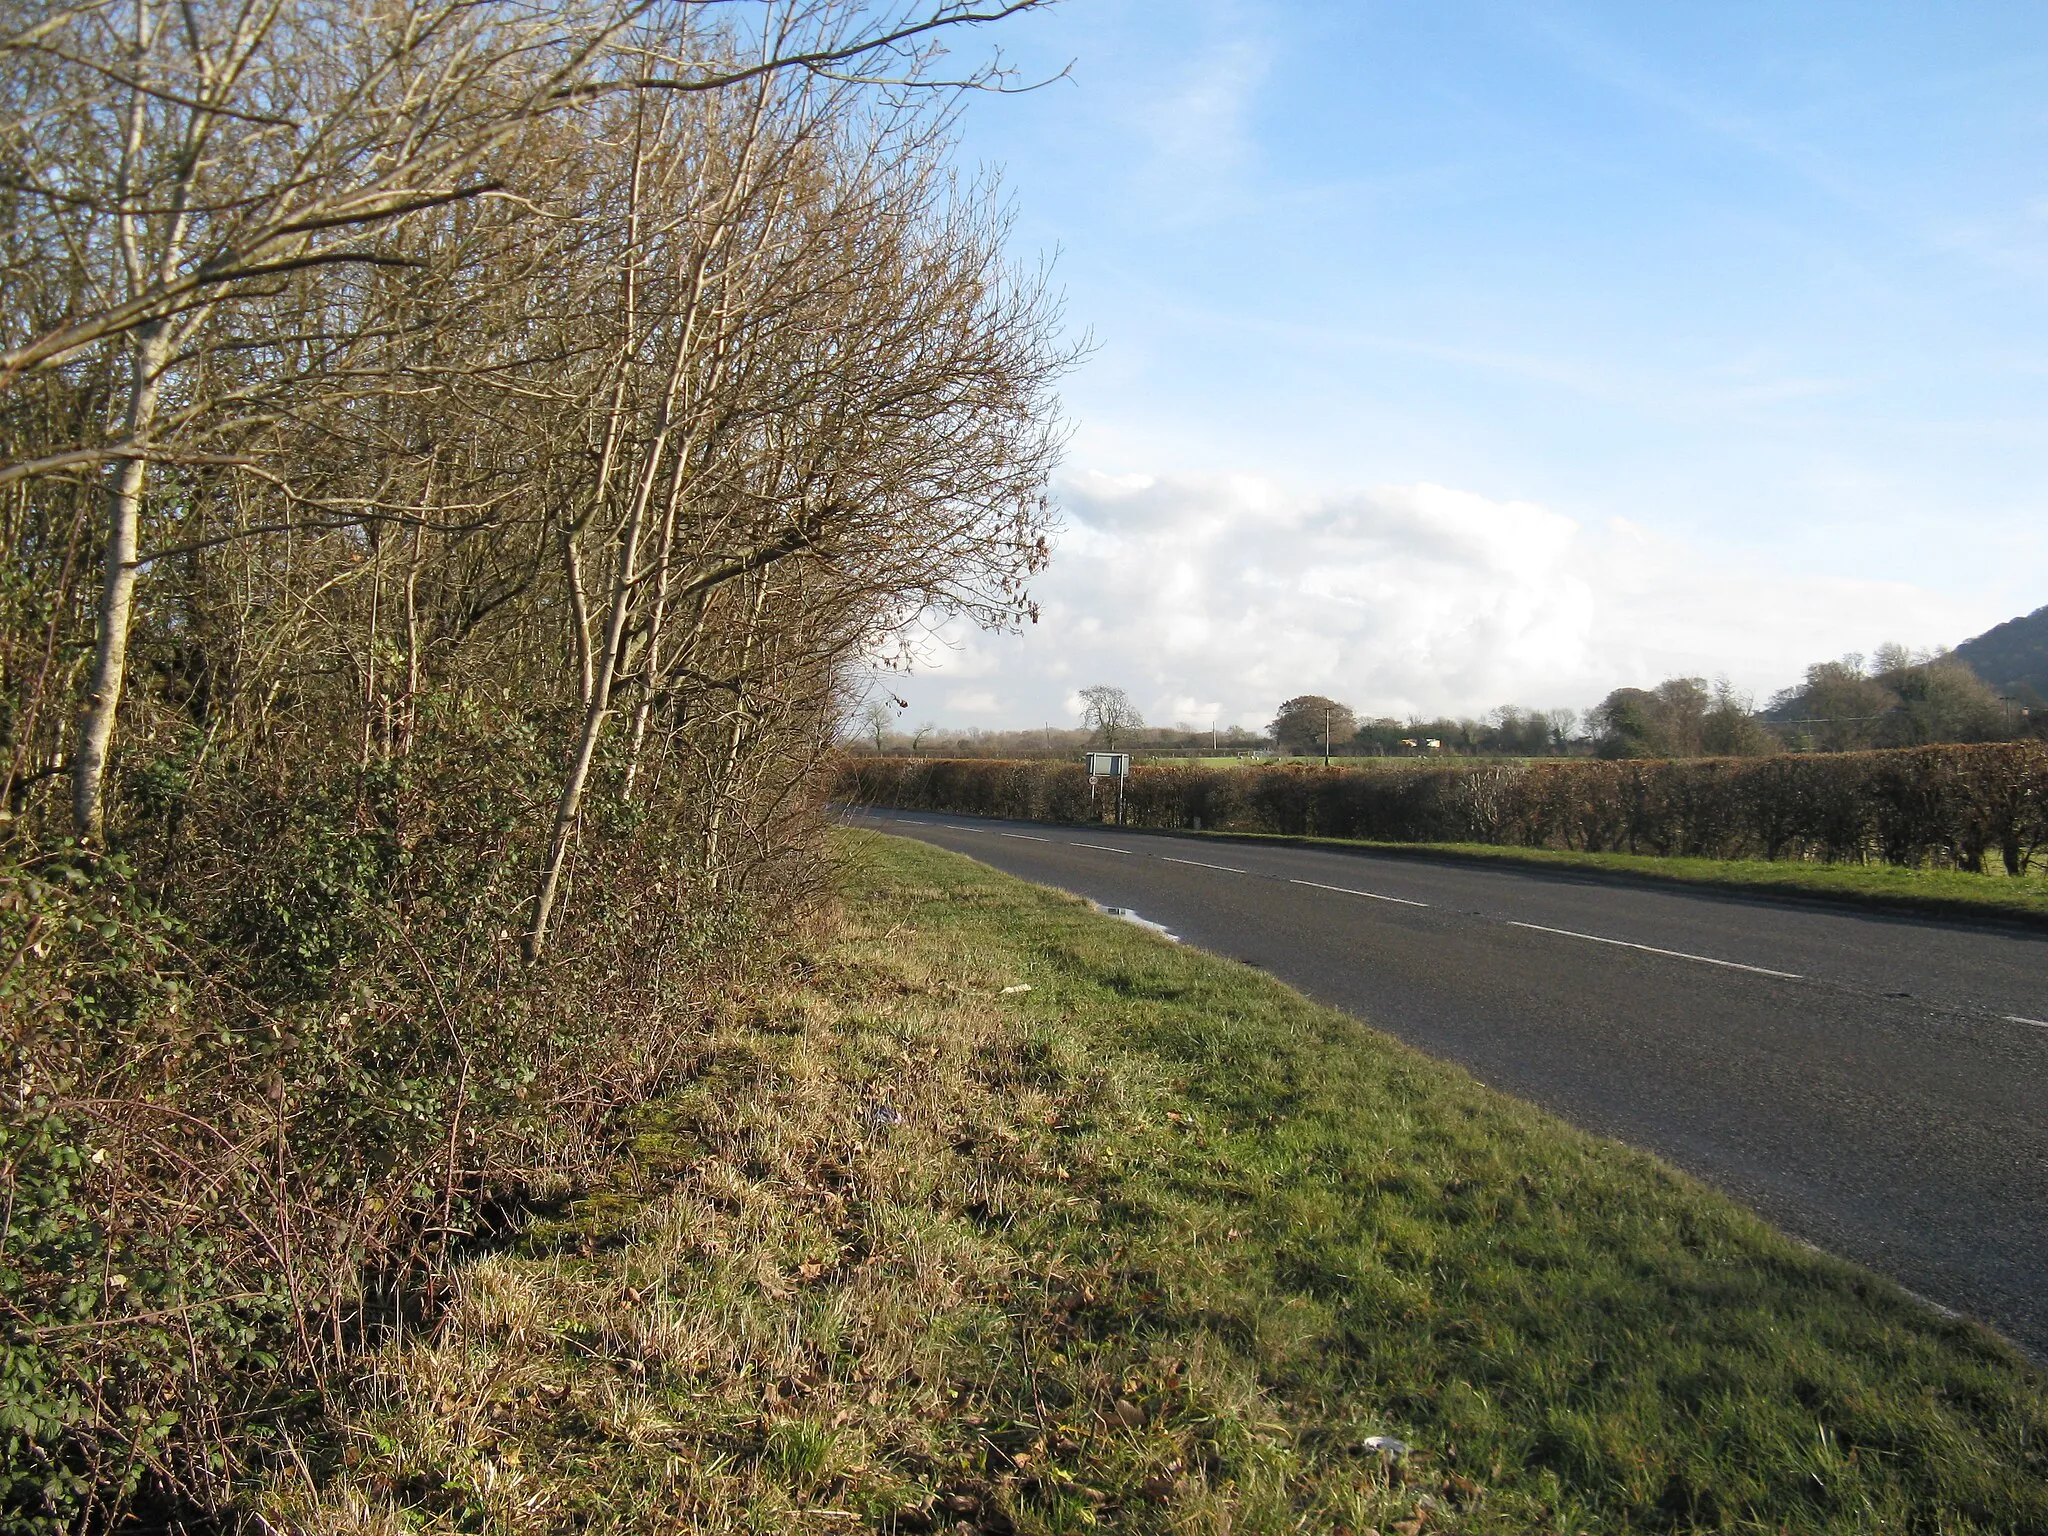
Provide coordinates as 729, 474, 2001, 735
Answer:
2006, 1015, 2048, 1029
1290, 877, 1428, 908
1508, 920, 1803, 980
1161, 855, 1246, 873
998, 831, 1052, 842
942, 824, 976, 831
1072, 842, 1134, 855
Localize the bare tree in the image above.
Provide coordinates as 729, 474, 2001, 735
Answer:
2, 0, 626, 833
508, 36, 1069, 954
0, 1, 1081, 1518
0, 0, 1059, 841
859, 697, 899, 752
1545, 707, 1579, 752
1078, 683, 1141, 749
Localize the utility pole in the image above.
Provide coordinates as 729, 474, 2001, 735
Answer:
1324, 706, 1332, 766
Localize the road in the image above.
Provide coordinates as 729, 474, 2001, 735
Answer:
843, 807, 2048, 1358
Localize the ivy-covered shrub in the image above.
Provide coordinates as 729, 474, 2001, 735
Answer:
0, 706, 795, 1530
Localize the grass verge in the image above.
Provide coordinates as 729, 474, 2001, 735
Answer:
275, 830, 2048, 1534
1147, 829, 2048, 927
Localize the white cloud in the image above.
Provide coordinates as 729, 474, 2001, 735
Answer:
1138, 30, 1268, 172
874, 469, 2000, 730
1089, 0, 1275, 224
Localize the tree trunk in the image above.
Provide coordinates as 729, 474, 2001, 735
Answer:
621, 443, 692, 799
71, 320, 168, 841
525, 487, 649, 960
526, 344, 691, 957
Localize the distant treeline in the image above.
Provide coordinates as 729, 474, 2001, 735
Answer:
853, 647, 2041, 765
850, 721, 1270, 758
839, 742, 2048, 874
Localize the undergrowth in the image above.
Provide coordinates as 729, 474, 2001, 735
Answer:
276, 831, 2048, 1534
0, 732, 794, 1528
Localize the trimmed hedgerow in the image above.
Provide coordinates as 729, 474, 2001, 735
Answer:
837, 743, 2048, 874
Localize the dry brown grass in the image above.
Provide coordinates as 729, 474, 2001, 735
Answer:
264, 880, 1232, 1533
264, 836, 2048, 1535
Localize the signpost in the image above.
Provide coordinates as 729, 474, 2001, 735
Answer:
1085, 751, 1131, 825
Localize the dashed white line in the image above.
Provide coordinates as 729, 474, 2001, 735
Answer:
1160, 855, 1247, 873
1072, 842, 1134, 855
1290, 877, 1428, 908
998, 831, 1052, 843
1508, 920, 1803, 980
2006, 1015, 2048, 1029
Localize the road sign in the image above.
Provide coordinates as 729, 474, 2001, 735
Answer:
1084, 752, 1131, 825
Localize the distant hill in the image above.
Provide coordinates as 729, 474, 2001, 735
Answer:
1955, 604, 2048, 703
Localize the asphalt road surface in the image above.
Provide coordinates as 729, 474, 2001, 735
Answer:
843, 806, 2048, 1359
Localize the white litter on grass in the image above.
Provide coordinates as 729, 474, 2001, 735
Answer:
1001, 984, 1033, 995
1098, 905, 1179, 943
1362, 1436, 1410, 1458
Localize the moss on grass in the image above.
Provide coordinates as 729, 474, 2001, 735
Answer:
280, 831, 2048, 1534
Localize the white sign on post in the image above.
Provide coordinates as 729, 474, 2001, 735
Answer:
1085, 752, 1131, 825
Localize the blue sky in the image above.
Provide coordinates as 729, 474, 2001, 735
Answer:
880, 0, 2048, 731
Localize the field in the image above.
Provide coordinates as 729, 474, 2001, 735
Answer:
277, 831, 2048, 1534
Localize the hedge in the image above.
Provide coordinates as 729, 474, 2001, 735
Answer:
836, 743, 2048, 874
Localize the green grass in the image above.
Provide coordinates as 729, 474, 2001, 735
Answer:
282, 831, 2048, 1534
1164, 829, 2048, 925
1139, 754, 1277, 767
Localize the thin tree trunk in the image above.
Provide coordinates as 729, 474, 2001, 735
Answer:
399, 521, 423, 756
562, 525, 596, 707
526, 319, 696, 957
361, 526, 383, 767
525, 466, 653, 958
621, 443, 691, 799
71, 320, 168, 840
527, 93, 769, 953
702, 572, 771, 886
619, 92, 769, 799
